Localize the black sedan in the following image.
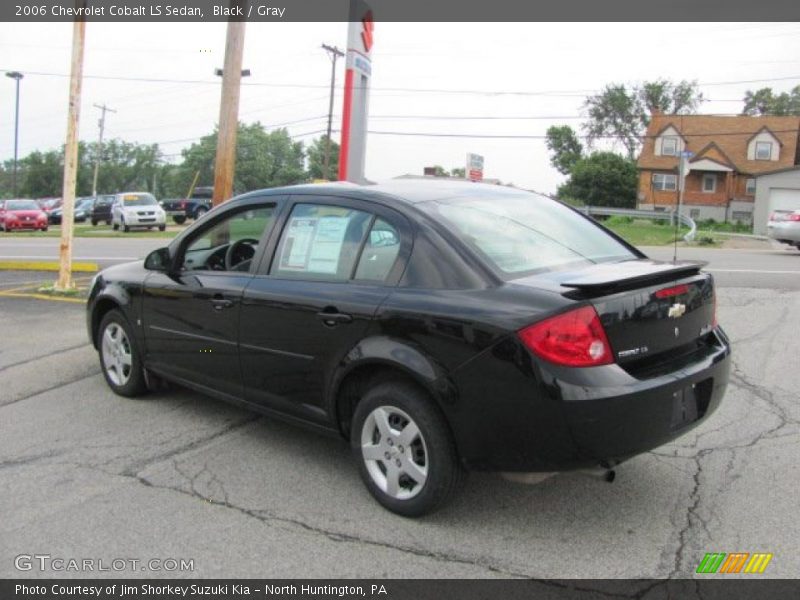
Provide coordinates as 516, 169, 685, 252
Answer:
86, 181, 730, 516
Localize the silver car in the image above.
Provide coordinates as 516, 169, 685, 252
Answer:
767, 210, 800, 249
111, 192, 167, 232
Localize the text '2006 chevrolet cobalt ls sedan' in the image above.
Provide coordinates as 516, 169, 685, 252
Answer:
87, 180, 731, 516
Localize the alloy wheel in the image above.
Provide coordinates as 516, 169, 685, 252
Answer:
101, 322, 133, 387
360, 406, 428, 500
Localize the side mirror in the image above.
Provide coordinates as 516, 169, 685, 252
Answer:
144, 247, 171, 271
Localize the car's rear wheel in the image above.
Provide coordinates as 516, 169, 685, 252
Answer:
97, 310, 147, 397
351, 381, 464, 517
91, 219, 97, 226
173, 215, 186, 225
158, 224, 166, 232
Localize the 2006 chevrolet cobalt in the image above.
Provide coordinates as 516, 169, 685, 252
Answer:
87, 181, 731, 516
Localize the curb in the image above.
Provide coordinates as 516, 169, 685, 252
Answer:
0, 260, 99, 272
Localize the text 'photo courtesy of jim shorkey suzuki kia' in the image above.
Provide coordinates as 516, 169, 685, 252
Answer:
86, 180, 731, 517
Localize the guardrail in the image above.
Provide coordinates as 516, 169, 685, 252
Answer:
579, 206, 697, 243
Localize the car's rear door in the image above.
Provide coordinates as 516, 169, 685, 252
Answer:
239, 196, 412, 424
142, 199, 280, 398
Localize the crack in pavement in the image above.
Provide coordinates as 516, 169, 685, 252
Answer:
0, 342, 91, 373
0, 368, 101, 408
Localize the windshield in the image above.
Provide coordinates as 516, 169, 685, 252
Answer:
120, 193, 157, 207
421, 193, 637, 276
6, 200, 40, 211
76, 199, 94, 210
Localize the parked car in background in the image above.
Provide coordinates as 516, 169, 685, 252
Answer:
38, 198, 62, 214
767, 210, 800, 250
87, 180, 731, 516
48, 196, 94, 225
110, 192, 167, 232
160, 186, 213, 224
0, 199, 49, 231
91, 194, 116, 226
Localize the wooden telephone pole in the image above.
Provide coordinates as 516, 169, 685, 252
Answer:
212, 10, 247, 207
56, 14, 86, 291
91, 103, 116, 198
321, 44, 344, 181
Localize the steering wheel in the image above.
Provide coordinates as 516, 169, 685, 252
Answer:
224, 238, 259, 271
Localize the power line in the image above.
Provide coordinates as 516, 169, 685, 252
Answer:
363, 128, 800, 140
3, 68, 799, 96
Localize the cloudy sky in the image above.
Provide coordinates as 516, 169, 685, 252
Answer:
1, 21, 799, 194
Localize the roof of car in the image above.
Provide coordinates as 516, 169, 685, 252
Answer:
242, 179, 538, 206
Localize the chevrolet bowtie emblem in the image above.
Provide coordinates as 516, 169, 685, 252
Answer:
668, 303, 687, 319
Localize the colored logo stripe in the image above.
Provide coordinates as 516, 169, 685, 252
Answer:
697, 552, 773, 574
744, 553, 773, 574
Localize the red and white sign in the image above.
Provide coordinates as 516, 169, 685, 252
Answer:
467, 153, 484, 182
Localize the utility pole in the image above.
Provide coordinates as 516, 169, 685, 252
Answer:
5, 71, 23, 197
321, 44, 344, 181
56, 14, 86, 291
91, 103, 116, 198
212, 5, 248, 208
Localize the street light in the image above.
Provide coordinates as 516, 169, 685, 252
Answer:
5, 71, 23, 197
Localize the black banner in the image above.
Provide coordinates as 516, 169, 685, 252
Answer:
2, 0, 800, 22
3, 580, 800, 600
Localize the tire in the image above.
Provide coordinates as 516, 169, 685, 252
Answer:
41, 226, 48, 232
122, 218, 130, 233
351, 380, 465, 517
194, 207, 208, 220
91, 219, 97, 226
97, 309, 147, 398
106, 220, 112, 226
173, 215, 186, 225
158, 224, 166, 232
112, 222, 119, 231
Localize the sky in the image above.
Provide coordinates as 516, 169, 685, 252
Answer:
1, 21, 799, 195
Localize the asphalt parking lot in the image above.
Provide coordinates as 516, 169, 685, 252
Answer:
1, 244, 798, 580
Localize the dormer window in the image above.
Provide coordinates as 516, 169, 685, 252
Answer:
661, 137, 678, 156
755, 141, 772, 160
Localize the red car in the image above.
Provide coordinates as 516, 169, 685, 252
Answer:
0, 199, 49, 232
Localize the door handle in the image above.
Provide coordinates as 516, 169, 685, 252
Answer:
210, 297, 234, 310
316, 309, 353, 326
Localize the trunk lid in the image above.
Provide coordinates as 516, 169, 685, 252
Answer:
513, 259, 717, 369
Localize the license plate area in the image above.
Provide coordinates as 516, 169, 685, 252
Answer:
670, 378, 713, 430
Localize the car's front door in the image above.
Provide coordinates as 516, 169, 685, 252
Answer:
239, 198, 411, 424
142, 201, 279, 399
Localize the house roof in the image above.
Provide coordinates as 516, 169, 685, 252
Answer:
637, 114, 800, 175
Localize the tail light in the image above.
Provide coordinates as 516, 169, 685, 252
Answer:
179, 200, 187, 209
787, 213, 800, 222
518, 305, 613, 367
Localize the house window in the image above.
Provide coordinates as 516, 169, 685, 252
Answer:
746, 178, 756, 195
652, 173, 677, 191
731, 211, 751, 223
755, 141, 772, 160
661, 137, 678, 156
702, 174, 717, 193
690, 209, 701, 219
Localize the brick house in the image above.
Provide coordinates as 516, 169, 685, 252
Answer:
636, 114, 800, 224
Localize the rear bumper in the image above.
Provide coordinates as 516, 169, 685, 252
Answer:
450, 328, 731, 472
767, 223, 800, 244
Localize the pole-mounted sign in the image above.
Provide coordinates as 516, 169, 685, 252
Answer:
339, 0, 373, 183
467, 153, 484, 182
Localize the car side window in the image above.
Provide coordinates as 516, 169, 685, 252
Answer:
354, 218, 401, 283
271, 203, 371, 281
180, 206, 275, 273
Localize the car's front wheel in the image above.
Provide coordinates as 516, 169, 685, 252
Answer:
352, 381, 465, 517
97, 310, 147, 397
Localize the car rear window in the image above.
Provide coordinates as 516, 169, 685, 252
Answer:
420, 193, 636, 275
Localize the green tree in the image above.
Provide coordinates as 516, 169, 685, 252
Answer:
742, 86, 800, 116
545, 125, 584, 175
584, 79, 703, 159
164, 122, 307, 197
557, 152, 638, 208
88, 139, 162, 195
450, 167, 465, 178
306, 135, 340, 180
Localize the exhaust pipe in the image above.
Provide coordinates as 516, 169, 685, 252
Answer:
578, 467, 616, 483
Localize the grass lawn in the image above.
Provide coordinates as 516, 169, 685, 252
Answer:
602, 219, 695, 247
0, 224, 183, 239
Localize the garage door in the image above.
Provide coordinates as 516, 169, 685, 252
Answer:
768, 188, 800, 215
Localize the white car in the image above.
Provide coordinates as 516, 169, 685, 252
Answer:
111, 192, 167, 232
767, 210, 800, 250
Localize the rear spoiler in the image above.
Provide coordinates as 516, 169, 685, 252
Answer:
560, 260, 706, 293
